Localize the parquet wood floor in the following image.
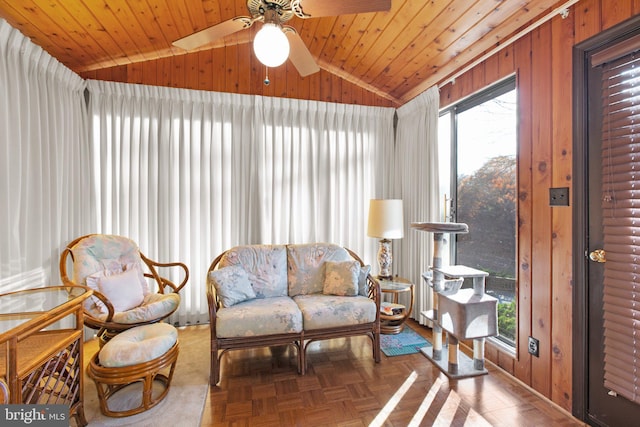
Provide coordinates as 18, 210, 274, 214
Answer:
200, 320, 585, 426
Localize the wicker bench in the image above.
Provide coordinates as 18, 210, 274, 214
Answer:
206, 243, 381, 385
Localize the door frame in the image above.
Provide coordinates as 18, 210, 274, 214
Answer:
572, 14, 640, 422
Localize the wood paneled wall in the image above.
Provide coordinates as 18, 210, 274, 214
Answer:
79, 43, 397, 108
439, 0, 640, 413
77, 0, 640, 414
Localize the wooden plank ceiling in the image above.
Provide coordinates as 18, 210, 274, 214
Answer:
0, 0, 572, 106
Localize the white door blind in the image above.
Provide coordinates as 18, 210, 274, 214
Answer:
601, 51, 640, 404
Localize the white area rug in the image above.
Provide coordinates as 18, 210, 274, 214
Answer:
82, 325, 209, 427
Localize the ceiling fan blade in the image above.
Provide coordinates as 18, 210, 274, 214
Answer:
284, 27, 320, 77
173, 17, 254, 51
295, 0, 391, 18
208, 29, 254, 49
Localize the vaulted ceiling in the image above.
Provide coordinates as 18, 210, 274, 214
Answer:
0, 0, 574, 106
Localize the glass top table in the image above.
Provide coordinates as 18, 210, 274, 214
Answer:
379, 278, 413, 292
0, 286, 90, 337
0, 285, 91, 424
378, 277, 414, 334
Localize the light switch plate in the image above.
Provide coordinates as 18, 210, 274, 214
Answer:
528, 336, 540, 357
549, 187, 570, 206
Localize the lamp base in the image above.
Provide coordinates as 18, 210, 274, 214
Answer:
377, 238, 393, 279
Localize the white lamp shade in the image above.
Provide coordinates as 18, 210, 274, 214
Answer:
253, 23, 290, 67
367, 199, 404, 239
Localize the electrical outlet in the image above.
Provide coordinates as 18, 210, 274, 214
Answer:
528, 336, 540, 357
549, 187, 570, 206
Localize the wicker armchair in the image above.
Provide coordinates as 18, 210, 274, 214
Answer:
60, 234, 188, 345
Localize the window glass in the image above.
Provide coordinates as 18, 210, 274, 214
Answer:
440, 80, 517, 348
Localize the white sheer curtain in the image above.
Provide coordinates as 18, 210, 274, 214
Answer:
87, 80, 395, 326
0, 19, 91, 286
394, 86, 440, 324
254, 96, 395, 249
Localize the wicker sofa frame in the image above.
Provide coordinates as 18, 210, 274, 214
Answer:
206, 245, 381, 385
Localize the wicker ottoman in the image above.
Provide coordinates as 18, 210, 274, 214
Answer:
87, 322, 179, 417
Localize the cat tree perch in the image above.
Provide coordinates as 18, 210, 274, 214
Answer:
412, 222, 498, 378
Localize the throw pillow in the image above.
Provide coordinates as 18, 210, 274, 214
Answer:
209, 265, 257, 307
359, 265, 372, 296
124, 262, 150, 296
85, 263, 148, 313
95, 268, 146, 312
85, 267, 122, 313
323, 260, 360, 296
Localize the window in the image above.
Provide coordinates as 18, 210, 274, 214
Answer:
439, 77, 518, 348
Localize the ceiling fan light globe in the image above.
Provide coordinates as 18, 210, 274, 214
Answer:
254, 23, 290, 67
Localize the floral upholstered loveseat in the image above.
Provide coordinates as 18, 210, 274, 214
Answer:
206, 243, 381, 385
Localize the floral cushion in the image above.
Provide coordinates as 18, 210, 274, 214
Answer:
293, 294, 377, 330
209, 265, 256, 307
219, 245, 288, 298
323, 261, 360, 296
71, 234, 144, 285
70, 235, 150, 313
287, 243, 352, 296
99, 323, 178, 367
215, 296, 303, 338
86, 292, 180, 324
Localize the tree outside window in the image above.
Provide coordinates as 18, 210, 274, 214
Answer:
440, 79, 517, 347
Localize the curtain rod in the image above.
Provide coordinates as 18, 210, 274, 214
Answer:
438, 0, 582, 88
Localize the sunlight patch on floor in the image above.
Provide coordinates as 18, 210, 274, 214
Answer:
433, 388, 462, 426
407, 376, 445, 427
369, 370, 418, 427
464, 408, 494, 427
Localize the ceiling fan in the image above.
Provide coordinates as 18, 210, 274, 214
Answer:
172, 0, 391, 77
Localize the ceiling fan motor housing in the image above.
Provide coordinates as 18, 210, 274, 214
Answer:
248, 0, 294, 23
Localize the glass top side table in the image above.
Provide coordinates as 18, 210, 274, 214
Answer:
0, 285, 92, 427
378, 277, 414, 334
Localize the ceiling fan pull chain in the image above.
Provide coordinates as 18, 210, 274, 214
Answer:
264, 67, 271, 86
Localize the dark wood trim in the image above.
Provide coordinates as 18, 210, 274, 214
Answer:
591, 32, 640, 66
572, 13, 640, 422
572, 37, 588, 422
